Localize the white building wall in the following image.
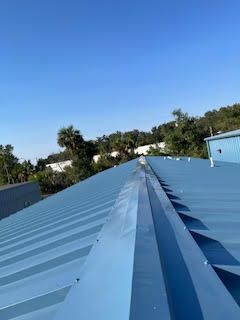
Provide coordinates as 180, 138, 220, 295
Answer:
47, 143, 166, 169
46, 160, 72, 172
93, 142, 165, 163
134, 142, 165, 155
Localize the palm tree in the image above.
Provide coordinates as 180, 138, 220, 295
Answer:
21, 160, 34, 181
57, 125, 84, 155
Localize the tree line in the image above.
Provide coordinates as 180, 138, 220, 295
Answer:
1, 103, 240, 194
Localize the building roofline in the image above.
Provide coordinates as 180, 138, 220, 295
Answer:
0, 181, 36, 192
204, 129, 240, 141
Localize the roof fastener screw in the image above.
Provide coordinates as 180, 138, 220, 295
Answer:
204, 260, 209, 265
75, 278, 80, 283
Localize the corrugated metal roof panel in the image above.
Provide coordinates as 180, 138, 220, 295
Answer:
0, 159, 137, 320
54, 157, 240, 319
147, 156, 240, 314
1, 156, 240, 319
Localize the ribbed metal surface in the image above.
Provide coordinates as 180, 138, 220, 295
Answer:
0, 160, 137, 320
207, 136, 240, 163
54, 157, 240, 320
0, 182, 41, 219
1, 157, 240, 319
147, 156, 240, 313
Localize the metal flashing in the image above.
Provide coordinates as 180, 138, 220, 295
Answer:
54, 162, 142, 320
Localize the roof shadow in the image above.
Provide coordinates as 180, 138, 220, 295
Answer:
170, 200, 190, 212
178, 213, 208, 230
213, 266, 240, 306
191, 231, 240, 266
163, 187, 174, 193
166, 193, 181, 201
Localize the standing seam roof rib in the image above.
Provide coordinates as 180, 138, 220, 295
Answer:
146, 156, 240, 316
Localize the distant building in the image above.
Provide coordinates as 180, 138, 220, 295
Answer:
93, 142, 165, 163
0, 182, 41, 219
134, 142, 165, 155
93, 151, 118, 163
205, 129, 240, 163
46, 143, 166, 168
46, 160, 72, 172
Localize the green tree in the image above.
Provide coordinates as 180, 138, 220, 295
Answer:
151, 126, 164, 143
92, 154, 118, 173
29, 170, 72, 195
164, 109, 208, 157
57, 125, 94, 183
0, 145, 18, 184
35, 158, 47, 172
57, 125, 84, 155
20, 160, 35, 181
96, 135, 112, 154
147, 146, 168, 156
45, 150, 71, 164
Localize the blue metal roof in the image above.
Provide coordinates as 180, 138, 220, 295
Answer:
0, 159, 137, 320
205, 128, 240, 141
1, 156, 240, 319
147, 156, 240, 315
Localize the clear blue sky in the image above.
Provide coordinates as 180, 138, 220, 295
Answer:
1, 0, 240, 161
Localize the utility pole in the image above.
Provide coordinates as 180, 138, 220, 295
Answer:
209, 126, 213, 137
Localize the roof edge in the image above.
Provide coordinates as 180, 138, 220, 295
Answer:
204, 129, 240, 141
